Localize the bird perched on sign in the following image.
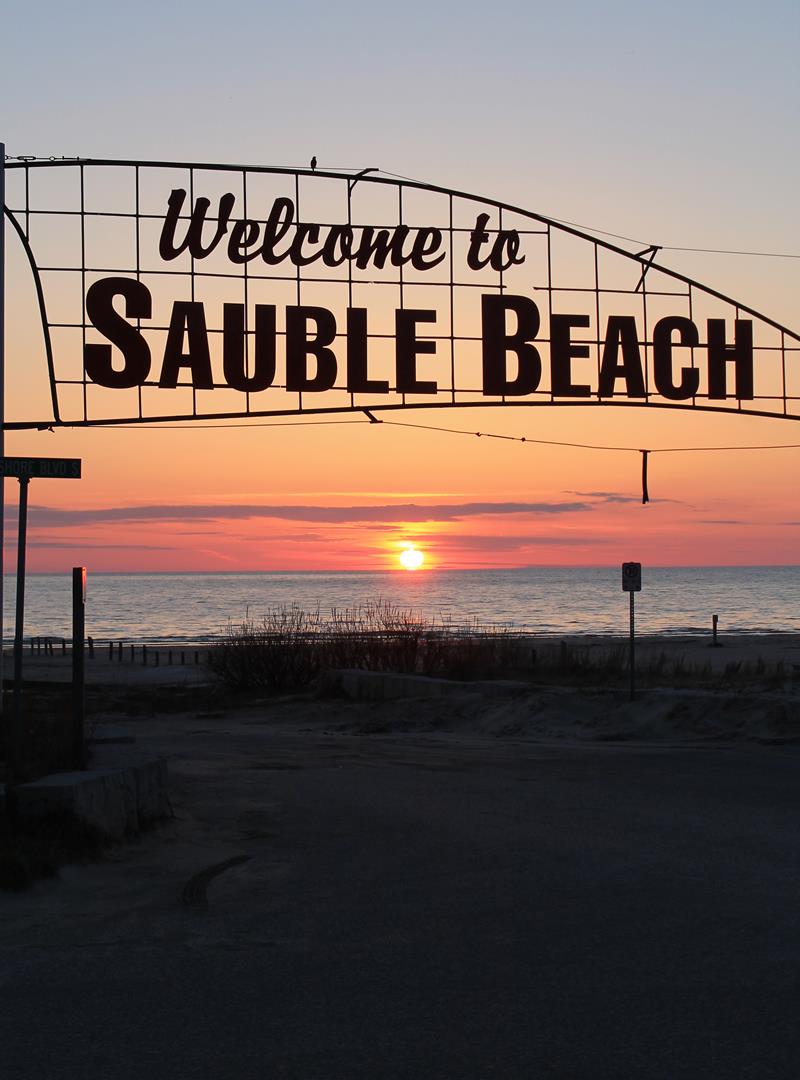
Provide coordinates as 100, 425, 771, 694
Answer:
310, 156, 317, 171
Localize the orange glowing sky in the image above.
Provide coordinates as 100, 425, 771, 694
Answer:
3, 402, 799, 573
2, 2, 799, 572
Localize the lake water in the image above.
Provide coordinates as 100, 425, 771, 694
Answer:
3, 566, 800, 643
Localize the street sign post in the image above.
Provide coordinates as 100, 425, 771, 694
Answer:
622, 562, 642, 701
4, 456, 83, 780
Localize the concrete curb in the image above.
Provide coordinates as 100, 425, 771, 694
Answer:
2, 755, 170, 840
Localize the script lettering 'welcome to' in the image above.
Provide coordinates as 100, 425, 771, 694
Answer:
157, 191, 526, 274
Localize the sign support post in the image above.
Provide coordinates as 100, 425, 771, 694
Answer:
12, 476, 28, 764
621, 562, 642, 702
72, 567, 86, 769
629, 590, 636, 701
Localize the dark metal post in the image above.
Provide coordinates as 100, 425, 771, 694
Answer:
0, 142, 6, 719
12, 476, 29, 765
72, 567, 86, 769
712, 614, 719, 647
629, 591, 635, 702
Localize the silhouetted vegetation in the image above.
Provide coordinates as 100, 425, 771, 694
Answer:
210, 602, 800, 694
210, 601, 530, 690
210, 602, 797, 693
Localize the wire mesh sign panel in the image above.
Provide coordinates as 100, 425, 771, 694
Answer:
4, 159, 800, 428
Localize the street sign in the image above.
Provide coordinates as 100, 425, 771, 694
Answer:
622, 562, 642, 592
1, 456, 81, 479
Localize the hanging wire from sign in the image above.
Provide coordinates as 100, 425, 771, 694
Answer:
375, 171, 800, 260
75, 411, 800, 505
106, 412, 800, 453
372, 417, 800, 505
375, 416, 800, 454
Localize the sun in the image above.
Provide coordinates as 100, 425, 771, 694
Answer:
399, 545, 424, 571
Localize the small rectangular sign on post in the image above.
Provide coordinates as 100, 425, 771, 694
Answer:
622, 562, 642, 592
1, 456, 81, 479
621, 562, 642, 701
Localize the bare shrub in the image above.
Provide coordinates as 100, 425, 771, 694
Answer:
211, 605, 324, 691
211, 600, 531, 690
212, 601, 791, 693
326, 600, 428, 673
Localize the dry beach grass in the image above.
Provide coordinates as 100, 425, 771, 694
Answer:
10, 615, 800, 745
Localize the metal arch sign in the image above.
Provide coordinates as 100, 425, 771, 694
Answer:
3, 157, 800, 429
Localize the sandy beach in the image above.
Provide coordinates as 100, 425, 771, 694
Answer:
15, 630, 800, 743
19, 628, 800, 679
1, 635, 799, 1077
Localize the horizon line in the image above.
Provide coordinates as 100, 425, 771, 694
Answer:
8, 564, 800, 576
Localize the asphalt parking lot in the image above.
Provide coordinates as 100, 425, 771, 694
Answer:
2, 698, 799, 1079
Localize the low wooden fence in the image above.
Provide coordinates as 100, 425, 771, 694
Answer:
27, 636, 214, 667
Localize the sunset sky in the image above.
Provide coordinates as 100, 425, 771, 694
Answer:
2, 0, 799, 572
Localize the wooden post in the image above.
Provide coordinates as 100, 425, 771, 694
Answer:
71, 568, 86, 769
